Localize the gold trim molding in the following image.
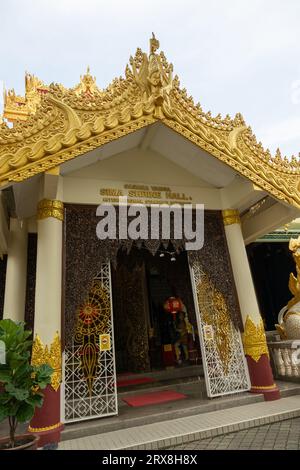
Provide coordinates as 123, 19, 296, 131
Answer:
222, 209, 241, 226
28, 422, 62, 433
242, 316, 269, 362
251, 384, 276, 390
31, 332, 62, 392
37, 199, 64, 222
1, 35, 300, 209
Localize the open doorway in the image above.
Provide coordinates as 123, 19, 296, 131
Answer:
111, 245, 202, 375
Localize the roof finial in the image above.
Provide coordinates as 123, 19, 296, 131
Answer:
150, 32, 160, 54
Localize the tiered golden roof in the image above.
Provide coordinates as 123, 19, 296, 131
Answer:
1, 34, 300, 208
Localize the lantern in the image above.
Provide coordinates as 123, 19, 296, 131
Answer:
163, 297, 184, 319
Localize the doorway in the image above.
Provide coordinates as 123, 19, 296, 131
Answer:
111, 245, 201, 375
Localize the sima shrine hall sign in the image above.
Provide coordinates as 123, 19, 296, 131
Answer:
99, 183, 194, 206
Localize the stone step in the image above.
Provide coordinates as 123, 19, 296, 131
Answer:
61, 386, 263, 442
116, 364, 203, 383
117, 375, 202, 399
61, 379, 300, 443
59, 395, 300, 450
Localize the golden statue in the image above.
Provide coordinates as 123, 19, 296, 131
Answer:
276, 235, 300, 339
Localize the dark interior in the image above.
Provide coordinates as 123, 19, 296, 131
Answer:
111, 246, 200, 374
247, 242, 295, 330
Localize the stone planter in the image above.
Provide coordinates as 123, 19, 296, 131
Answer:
0, 433, 39, 450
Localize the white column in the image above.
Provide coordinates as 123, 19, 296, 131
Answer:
34, 199, 63, 344
222, 209, 260, 324
222, 209, 279, 400
3, 218, 28, 321
29, 199, 64, 444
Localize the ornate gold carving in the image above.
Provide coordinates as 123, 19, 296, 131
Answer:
31, 332, 62, 392
3, 72, 48, 122
37, 199, 64, 222
3, 89, 27, 122
242, 316, 269, 362
287, 236, 300, 310
222, 209, 241, 226
130, 33, 173, 112
31, 335, 44, 367
197, 274, 232, 373
73, 66, 102, 97
28, 421, 62, 433
0, 35, 300, 209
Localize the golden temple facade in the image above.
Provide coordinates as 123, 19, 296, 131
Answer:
1, 34, 299, 209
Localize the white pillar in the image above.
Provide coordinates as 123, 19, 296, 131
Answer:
3, 218, 28, 321
222, 209, 260, 324
222, 209, 280, 400
34, 199, 63, 343
30, 199, 64, 445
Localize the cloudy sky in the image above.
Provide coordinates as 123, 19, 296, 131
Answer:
1, 0, 300, 157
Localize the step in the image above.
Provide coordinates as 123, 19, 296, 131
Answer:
116, 378, 300, 400
60, 380, 300, 442
61, 388, 263, 442
117, 376, 202, 398
117, 364, 203, 383
58, 395, 300, 450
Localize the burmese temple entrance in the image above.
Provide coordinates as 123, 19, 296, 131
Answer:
62, 205, 250, 423
1, 35, 299, 446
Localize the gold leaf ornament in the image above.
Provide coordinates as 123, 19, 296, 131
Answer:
242, 316, 269, 362
31, 332, 62, 392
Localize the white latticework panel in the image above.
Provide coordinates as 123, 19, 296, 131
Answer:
64, 263, 118, 422
190, 261, 250, 397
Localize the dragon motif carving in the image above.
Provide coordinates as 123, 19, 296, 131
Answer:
276, 236, 300, 339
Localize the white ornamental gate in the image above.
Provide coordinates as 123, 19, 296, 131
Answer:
63, 263, 118, 423
189, 260, 250, 397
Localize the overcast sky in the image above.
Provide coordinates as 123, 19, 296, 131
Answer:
1, 0, 300, 157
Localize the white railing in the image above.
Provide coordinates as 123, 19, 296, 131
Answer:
267, 333, 300, 379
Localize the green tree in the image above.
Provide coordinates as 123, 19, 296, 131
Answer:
0, 319, 52, 448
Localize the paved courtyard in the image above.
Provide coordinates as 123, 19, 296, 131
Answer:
171, 417, 300, 450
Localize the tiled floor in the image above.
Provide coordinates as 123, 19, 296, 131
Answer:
60, 376, 267, 442
58, 395, 300, 450
171, 417, 300, 450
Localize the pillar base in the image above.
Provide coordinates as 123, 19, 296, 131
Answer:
28, 422, 64, 448
246, 354, 280, 401
249, 385, 280, 401
29, 385, 62, 447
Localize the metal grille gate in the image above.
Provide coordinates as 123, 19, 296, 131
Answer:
189, 260, 250, 397
63, 263, 118, 423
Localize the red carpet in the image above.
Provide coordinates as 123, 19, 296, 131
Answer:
117, 377, 156, 387
117, 372, 137, 376
122, 390, 187, 407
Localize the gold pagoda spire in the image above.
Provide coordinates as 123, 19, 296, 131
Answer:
3, 71, 48, 122
73, 66, 102, 97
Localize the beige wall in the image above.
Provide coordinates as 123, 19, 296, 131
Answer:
64, 147, 213, 187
